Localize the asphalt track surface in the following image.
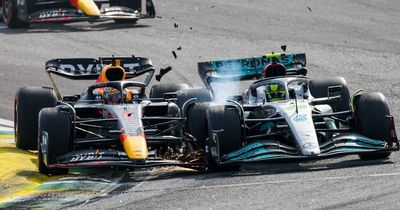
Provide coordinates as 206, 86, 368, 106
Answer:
1, 0, 400, 209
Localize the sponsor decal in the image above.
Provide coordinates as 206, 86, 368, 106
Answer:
38, 10, 70, 19
70, 152, 104, 162
293, 114, 307, 122
303, 142, 317, 149
59, 63, 140, 75
212, 55, 293, 72
283, 104, 307, 111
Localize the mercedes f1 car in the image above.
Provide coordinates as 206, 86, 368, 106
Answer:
14, 56, 213, 175
1, 0, 155, 28
198, 53, 399, 166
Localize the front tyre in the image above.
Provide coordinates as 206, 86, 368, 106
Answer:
206, 105, 243, 171
354, 92, 392, 160
186, 102, 211, 150
38, 107, 72, 176
1, 0, 30, 28
14, 87, 57, 150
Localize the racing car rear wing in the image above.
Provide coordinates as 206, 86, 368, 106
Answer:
198, 53, 306, 93
45, 56, 155, 80
45, 56, 155, 100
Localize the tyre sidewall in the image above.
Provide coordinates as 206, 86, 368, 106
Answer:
355, 92, 392, 160
14, 87, 57, 150
355, 92, 390, 141
38, 107, 72, 175
206, 104, 243, 157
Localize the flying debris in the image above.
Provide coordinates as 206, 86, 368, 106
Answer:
156, 66, 173, 81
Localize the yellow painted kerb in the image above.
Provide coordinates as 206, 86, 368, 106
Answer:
0, 140, 61, 204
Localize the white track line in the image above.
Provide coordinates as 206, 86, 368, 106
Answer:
0, 118, 13, 128
132, 172, 400, 193
0, 118, 14, 143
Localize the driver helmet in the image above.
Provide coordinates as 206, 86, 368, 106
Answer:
262, 63, 287, 78
265, 83, 286, 102
102, 87, 122, 104
102, 88, 135, 104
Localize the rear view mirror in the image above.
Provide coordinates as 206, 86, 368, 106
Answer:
288, 88, 296, 99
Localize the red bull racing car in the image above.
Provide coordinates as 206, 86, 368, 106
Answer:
14, 55, 212, 175
1, 0, 155, 28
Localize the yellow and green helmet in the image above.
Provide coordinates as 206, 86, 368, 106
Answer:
265, 83, 286, 102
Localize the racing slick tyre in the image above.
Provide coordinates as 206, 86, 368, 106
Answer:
176, 88, 212, 109
1, 0, 32, 28
149, 83, 190, 98
14, 87, 57, 150
180, 89, 212, 148
38, 107, 72, 176
206, 104, 242, 171
309, 77, 351, 114
186, 102, 212, 149
354, 92, 392, 160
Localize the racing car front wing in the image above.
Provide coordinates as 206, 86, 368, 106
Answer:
29, 7, 143, 23
219, 134, 399, 164
50, 149, 206, 169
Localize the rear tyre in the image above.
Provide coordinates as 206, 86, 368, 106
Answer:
176, 88, 212, 109
149, 83, 189, 98
14, 87, 57, 150
1, 0, 30, 28
354, 93, 392, 160
38, 107, 72, 176
206, 105, 242, 171
309, 77, 351, 114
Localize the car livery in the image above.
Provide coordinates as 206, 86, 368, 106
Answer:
198, 52, 399, 166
